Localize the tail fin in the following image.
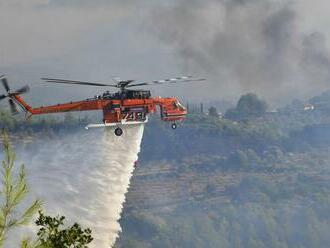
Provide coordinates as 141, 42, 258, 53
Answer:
0, 76, 33, 114
12, 95, 34, 114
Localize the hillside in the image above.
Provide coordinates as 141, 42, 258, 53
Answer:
1, 93, 330, 248
115, 99, 330, 248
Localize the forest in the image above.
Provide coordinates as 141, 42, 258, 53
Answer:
117, 92, 330, 248
1, 90, 330, 247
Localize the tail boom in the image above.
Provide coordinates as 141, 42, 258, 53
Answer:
12, 95, 104, 115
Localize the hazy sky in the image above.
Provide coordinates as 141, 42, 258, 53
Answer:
0, 0, 330, 106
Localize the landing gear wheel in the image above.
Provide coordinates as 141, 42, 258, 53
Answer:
171, 123, 177, 130
114, 127, 123, 136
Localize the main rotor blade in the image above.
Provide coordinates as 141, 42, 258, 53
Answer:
1, 78, 10, 92
14, 85, 30, 95
150, 76, 206, 85
125, 76, 205, 88
41, 78, 118, 87
126, 83, 150, 88
0, 95, 7, 101
177, 78, 206, 83
8, 99, 18, 114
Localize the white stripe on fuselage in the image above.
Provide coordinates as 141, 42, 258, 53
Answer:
85, 117, 148, 129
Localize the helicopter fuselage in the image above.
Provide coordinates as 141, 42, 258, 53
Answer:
12, 90, 187, 129
0, 75, 204, 135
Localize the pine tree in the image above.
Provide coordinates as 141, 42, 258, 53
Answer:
0, 130, 42, 247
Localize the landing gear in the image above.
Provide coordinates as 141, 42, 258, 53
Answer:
114, 127, 123, 136
171, 123, 177, 130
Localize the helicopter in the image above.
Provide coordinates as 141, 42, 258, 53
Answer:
0, 75, 205, 136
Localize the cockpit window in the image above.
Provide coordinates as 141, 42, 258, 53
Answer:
177, 101, 185, 109
173, 101, 185, 110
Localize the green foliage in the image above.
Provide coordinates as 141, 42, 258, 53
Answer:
0, 130, 42, 247
208, 106, 219, 118
2, 90, 330, 248
31, 211, 93, 248
0, 106, 89, 137
118, 89, 330, 248
225, 93, 268, 120
228, 150, 249, 169
237, 93, 267, 114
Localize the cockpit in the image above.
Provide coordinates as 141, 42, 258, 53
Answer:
173, 100, 186, 111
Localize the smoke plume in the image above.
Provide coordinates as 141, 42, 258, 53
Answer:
148, 0, 330, 101
8, 125, 144, 247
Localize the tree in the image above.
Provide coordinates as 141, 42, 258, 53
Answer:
227, 150, 249, 169
0, 130, 93, 248
208, 106, 219, 118
25, 211, 93, 248
0, 130, 42, 247
225, 93, 268, 120
0, 111, 16, 130
236, 93, 267, 115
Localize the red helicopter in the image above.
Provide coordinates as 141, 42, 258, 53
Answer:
0, 75, 205, 136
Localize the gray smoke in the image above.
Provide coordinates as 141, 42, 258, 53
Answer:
6, 125, 144, 247
147, 0, 330, 102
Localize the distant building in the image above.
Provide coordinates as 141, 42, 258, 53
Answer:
304, 104, 315, 111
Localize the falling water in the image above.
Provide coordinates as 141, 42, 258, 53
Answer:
7, 125, 144, 247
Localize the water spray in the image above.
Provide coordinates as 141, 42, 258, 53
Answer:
9, 125, 144, 247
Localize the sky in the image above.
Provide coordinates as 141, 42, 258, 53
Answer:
0, 0, 330, 106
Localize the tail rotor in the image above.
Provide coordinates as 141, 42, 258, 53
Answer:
1, 76, 10, 92
0, 75, 30, 114
8, 99, 18, 114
